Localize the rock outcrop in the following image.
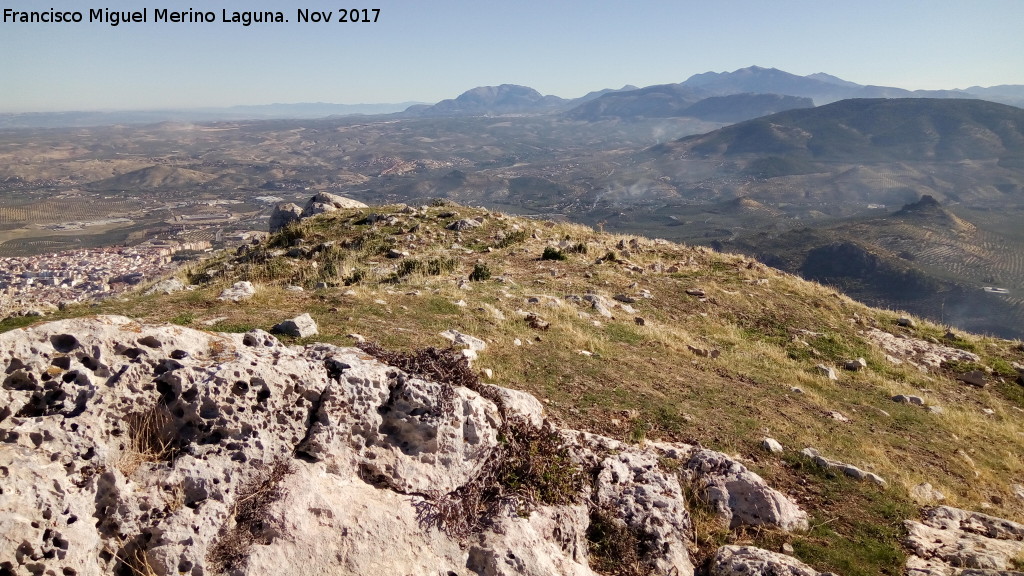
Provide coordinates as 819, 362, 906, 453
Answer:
905, 506, 1024, 575
0, 317, 811, 576
268, 203, 303, 233
300, 192, 368, 219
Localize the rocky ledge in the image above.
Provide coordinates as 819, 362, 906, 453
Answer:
0, 316, 815, 576
2, 317, 1020, 576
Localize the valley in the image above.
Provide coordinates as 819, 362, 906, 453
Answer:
1, 73, 1023, 338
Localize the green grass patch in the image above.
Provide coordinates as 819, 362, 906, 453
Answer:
784, 455, 912, 576
0, 315, 41, 334
606, 322, 644, 345
170, 312, 196, 326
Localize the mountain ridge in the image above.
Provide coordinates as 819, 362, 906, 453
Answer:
4, 198, 1023, 575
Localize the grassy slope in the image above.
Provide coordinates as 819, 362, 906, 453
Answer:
6, 202, 1023, 575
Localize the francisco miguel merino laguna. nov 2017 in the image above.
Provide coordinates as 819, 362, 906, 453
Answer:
0, 7, 376, 26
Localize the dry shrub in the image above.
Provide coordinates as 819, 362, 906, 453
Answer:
106, 535, 158, 576
207, 459, 295, 573
586, 507, 656, 576
117, 403, 178, 477
358, 341, 585, 540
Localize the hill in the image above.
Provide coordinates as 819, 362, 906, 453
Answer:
681, 66, 977, 104
405, 84, 568, 117
565, 87, 813, 123
5, 200, 1024, 575
669, 98, 1024, 162
87, 165, 218, 190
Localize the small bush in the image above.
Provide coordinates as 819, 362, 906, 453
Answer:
344, 267, 365, 285
469, 262, 492, 282
495, 229, 528, 249
565, 242, 588, 254
586, 507, 655, 576
541, 247, 567, 261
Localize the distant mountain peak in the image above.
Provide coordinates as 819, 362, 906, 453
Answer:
896, 195, 973, 231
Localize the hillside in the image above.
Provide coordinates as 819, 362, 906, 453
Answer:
718, 196, 1024, 339
565, 87, 813, 123
669, 98, 1024, 162
5, 200, 1024, 575
87, 165, 218, 191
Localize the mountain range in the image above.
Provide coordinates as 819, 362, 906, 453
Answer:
4, 66, 1022, 129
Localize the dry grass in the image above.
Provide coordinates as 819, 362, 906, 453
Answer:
207, 459, 295, 573
116, 403, 178, 478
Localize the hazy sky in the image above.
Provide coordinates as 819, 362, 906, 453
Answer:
1, 0, 1022, 112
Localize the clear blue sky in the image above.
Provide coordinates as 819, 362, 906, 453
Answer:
1, 0, 1022, 112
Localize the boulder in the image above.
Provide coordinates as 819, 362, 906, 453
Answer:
448, 218, 482, 231
844, 357, 867, 371
686, 449, 809, 531
710, 545, 824, 576
815, 364, 838, 380
217, 280, 256, 301
271, 313, 319, 338
269, 202, 303, 232
300, 192, 368, 219
959, 370, 988, 387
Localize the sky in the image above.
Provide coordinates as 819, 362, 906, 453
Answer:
1, 0, 1022, 113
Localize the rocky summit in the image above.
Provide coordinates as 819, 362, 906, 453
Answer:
1, 316, 812, 576
3, 199, 1024, 576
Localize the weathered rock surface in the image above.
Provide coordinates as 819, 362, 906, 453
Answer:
686, 449, 809, 531
905, 506, 1024, 575
0, 317, 810, 576
217, 280, 257, 302
144, 278, 186, 296
710, 545, 826, 576
271, 313, 319, 338
268, 202, 303, 232
300, 192, 368, 219
801, 447, 886, 487
866, 328, 980, 371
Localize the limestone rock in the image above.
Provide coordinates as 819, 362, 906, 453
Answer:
440, 329, 487, 352
959, 370, 988, 387
844, 357, 867, 371
594, 450, 695, 575
686, 449, 809, 531
0, 316, 811, 576
269, 202, 303, 232
448, 218, 482, 231
145, 277, 185, 295
866, 328, 980, 371
910, 482, 946, 503
217, 280, 256, 301
272, 313, 319, 338
762, 437, 784, 453
300, 192, 367, 218
815, 364, 838, 380
905, 506, 1024, 573
710, 545, 824, 576
468, 505, 596, 576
